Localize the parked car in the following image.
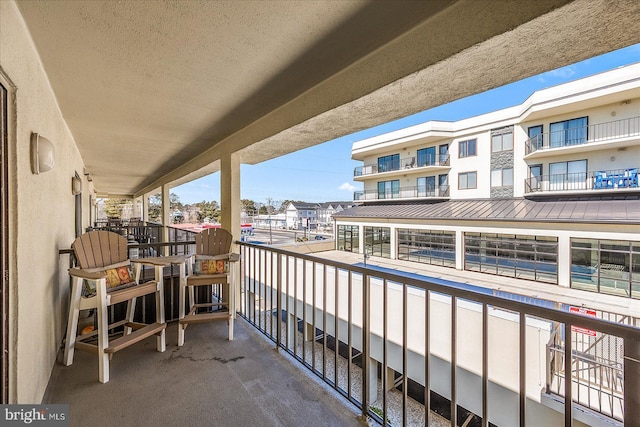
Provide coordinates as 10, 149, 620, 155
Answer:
314, 235, 327, 240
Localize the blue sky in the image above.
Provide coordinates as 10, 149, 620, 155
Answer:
173, 43, 640, 206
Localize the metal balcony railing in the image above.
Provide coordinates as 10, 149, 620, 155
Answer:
237, 242, 640, 426
524, 116, 640, 155
524, 168, 639, 194
354, 184, 450, 201
354, 154, 450, 177
546, 309, 639, 422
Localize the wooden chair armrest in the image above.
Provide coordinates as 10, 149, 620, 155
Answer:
69, 268, 107, 280
195, 253, 240, 262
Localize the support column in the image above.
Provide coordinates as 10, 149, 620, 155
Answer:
142, 193, 149, 223
557, 234, 570, 288
385, 366, 396, 391
455, 230, 464, 270
220, 152, 241, 313
287, 311, 297, 349
162, 184, 170, 254
304, 321, 314, 342
220, 152, 241, 241
389, 225, 397, 260
368, 357, 379, 404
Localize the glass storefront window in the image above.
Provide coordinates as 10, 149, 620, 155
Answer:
337, 225, 359, 253
570, 238, 639, 298
364, 226, 391, 259
464, 232, 558, 284
397, 229, 456, 268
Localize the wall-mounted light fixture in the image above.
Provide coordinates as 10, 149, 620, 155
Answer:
30, 132, 55, 174
72, 175, 82, 195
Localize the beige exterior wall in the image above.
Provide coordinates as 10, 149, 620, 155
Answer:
1, 1, 91, 403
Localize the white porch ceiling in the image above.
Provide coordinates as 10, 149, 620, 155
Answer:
15, 0, 640, 196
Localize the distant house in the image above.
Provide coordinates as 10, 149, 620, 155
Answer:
286, 202, 319, 230
254, 213, 286, 229
317, 201, 354, 230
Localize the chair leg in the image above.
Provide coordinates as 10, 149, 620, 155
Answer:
96, 278, 110, 383
63, 277, 84, 366
124, 297, 136, 336
228, 281, 234, 341
178, 265, 186, 347
155, 265, 166, 352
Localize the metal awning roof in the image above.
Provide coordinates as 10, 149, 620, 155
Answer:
334, 196, 640, 224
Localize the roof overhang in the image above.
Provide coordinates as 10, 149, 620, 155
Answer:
14, 0, 640, 197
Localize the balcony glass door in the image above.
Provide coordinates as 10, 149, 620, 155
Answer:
528, 125, 543, 151
439, 174, 448, 196
550, 160, 586, 191
417, 147, 436, 167
417, 176, 436, 197
529, 164, 542, 191
439, 144, 449, 164
550, 117, 588, 148
377, 180, 399, 199
377, 154, 399, 173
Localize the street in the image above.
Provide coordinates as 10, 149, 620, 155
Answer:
244, 227, 332, 245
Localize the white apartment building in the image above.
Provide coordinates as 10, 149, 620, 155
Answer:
335, 63, 640, 300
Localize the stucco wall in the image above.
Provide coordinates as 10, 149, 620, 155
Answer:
1, 1, 90, 403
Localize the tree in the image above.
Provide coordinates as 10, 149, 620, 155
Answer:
241, 199, 257, 215
147, 192, 182, 223
196, 200, 220, 222
104, 198, 129, 218
170, 193, 183, 212
148, 193, 162, 223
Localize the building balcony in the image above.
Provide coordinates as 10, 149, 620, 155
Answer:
354, 185, 450, 202
353, 154, 450, 180
524, 167, 639, 195
49, 240, 640, 426
524, 116, 640, 159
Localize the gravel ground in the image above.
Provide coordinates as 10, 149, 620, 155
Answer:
246, 304, 450, 427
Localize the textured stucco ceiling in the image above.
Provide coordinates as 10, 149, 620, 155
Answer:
14, 0, 640, 196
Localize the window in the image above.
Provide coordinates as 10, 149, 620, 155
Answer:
491, 168, 513, 187
337, 225, 359, 252
528, 125, 543, 151
364, 226, 391, 258
550, 117, 587, 147
528, 164, 542, 191
398, 229, 456, 268
491, 131, 513, 152
417, 147, 436, 167
458, 171, 477, 189
439, 144, 449, 164
458, 139, 476, 158
465, 233, 558, 284
377, 180, 400, 199
571, 238, 640, 298
417, 176, 436, 197
549, 159, 587, 191
377, 154, 399, 173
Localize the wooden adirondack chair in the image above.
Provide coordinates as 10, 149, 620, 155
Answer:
178, 227, 239, 346
64, 230, 166, 383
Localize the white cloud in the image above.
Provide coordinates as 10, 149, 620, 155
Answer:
339, 182, 357, 192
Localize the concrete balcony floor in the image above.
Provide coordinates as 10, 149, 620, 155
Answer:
43, 319, 365, 427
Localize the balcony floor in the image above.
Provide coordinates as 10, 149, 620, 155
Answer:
43, 318, 365, 427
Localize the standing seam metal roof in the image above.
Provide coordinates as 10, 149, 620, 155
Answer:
333, 196, 640, 224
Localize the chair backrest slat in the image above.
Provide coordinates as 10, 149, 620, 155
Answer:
195, 228, 232, 256
72, 230, 128, 269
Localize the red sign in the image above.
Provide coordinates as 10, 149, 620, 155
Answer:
569, 306, 597, 336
